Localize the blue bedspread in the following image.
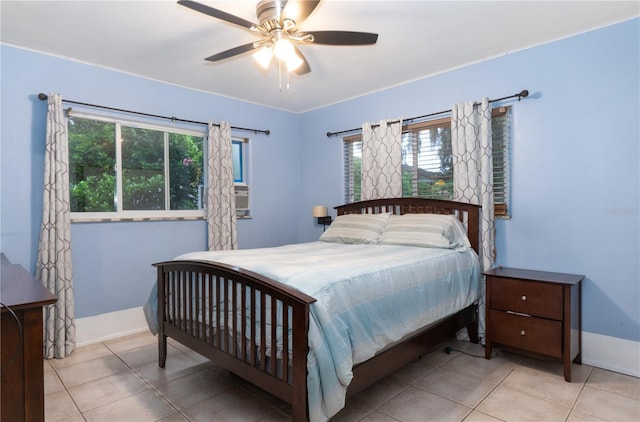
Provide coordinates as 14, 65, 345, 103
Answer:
146, 241, 481, 421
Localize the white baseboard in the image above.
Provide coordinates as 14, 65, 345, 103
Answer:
75, 306, 150, 346
582, 331, 639, 377
75, 308, 640, 378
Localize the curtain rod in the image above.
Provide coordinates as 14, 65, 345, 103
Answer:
326, 89, 529, 138
37, 93, 270, 135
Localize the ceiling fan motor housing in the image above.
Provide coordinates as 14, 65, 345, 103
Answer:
256, 0, 287, 30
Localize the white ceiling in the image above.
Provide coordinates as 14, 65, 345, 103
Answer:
1, 1, 638, 113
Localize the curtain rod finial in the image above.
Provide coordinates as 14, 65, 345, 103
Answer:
519, 89, 529, 98
38, 93, 48, 101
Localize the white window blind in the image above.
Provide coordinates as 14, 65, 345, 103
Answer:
401, 117, 453, 200
343, 137, 362, 204
491, 108, 510, 215
344, 107, 511, 216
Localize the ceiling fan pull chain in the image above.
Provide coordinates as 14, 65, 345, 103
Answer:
286, 65, 291, 90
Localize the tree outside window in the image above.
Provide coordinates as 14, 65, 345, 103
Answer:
68, 115, 205, 215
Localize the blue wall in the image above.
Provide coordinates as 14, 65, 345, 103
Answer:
1, 18, 638, 341
1, 45, 302, 317
298, 18, 640, 342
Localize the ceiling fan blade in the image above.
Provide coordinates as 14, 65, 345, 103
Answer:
281, 0, 321, 26
205, 43, 258, 62
178, 0, 257, 31
306, 31, 378, 45
292, 46, 311, 75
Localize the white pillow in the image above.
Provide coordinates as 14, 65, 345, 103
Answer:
319, 213, 391, 244
378, 213, 471, 250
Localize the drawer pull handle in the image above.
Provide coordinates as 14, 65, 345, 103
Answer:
520, 330, 526, 336
521, 295, 527, 301
507, 310, 532, 317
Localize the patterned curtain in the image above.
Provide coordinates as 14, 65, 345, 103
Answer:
451, 97, 494, 341
451, 98, 495, 271
361, 119, 403, 200
206, 122, 237, 251
36, 93, 75, 358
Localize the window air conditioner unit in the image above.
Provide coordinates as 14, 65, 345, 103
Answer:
235, 185, 249, 216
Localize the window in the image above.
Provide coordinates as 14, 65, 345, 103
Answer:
232, 138, 251, 218
343, 136, 362, 203
401, 117, 453, 201
232, 139, 247, 184
68, 113, 206, 219
343, 107, 511, 216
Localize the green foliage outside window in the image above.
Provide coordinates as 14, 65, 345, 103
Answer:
69, 119, 116, 212
68, 116, 204, 213
122, 126, 165, 210
169, 133, 204, 210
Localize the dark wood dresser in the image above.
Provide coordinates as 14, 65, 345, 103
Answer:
484, 266, 583, 381
1, 254, 57, 422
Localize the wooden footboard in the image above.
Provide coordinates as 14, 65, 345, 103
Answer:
153, 260, 316, 421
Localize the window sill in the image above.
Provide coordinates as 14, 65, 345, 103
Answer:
71, 215, 207, 224
71, 214, 253, 223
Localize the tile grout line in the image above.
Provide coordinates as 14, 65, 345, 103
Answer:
102, 339, 192, 421
562, 365, 594, 422
496, 364, 595, 418
466, 356, 516, 422
359, 350, 481, 422
55, 342, 142, 420
46, 363, 87, 421
117, 335, 287, 420
582, 368, 640, 400
104, 337, 278, 421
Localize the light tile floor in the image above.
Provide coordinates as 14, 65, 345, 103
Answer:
44, 332, 640, 421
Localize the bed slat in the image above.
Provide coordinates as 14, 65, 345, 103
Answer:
250, 287, 256, 365
260, 292, 267, 371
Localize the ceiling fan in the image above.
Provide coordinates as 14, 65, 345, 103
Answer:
177, 0, 379, 75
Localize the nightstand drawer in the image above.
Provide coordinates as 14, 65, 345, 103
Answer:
488, 310, 562, 358
489, 277, 563, 320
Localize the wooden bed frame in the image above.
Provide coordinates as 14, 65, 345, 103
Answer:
154, 198, 481, 421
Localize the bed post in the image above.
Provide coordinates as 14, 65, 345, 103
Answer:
157, 266, 167, 368
467, 305, 479, 344
291, 302, 311, 421
464, 204, 480, 344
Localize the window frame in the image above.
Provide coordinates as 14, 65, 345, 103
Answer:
68, 111, 208, 222
400, 116, 453, 201
343, 106, 511, 217
232, 138, 249, 184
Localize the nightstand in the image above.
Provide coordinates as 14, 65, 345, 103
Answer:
484, 266, 583, 381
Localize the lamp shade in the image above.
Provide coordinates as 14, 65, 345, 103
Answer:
252, 46, 273, 69
285, 52, 304, 71
274, 38, 295, 61
312, 206, 327, 218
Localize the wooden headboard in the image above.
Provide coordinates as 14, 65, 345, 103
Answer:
335, 198, 481, 254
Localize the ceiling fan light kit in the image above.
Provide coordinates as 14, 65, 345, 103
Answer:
178, 0, 378, 90
252, 46, 273, 69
